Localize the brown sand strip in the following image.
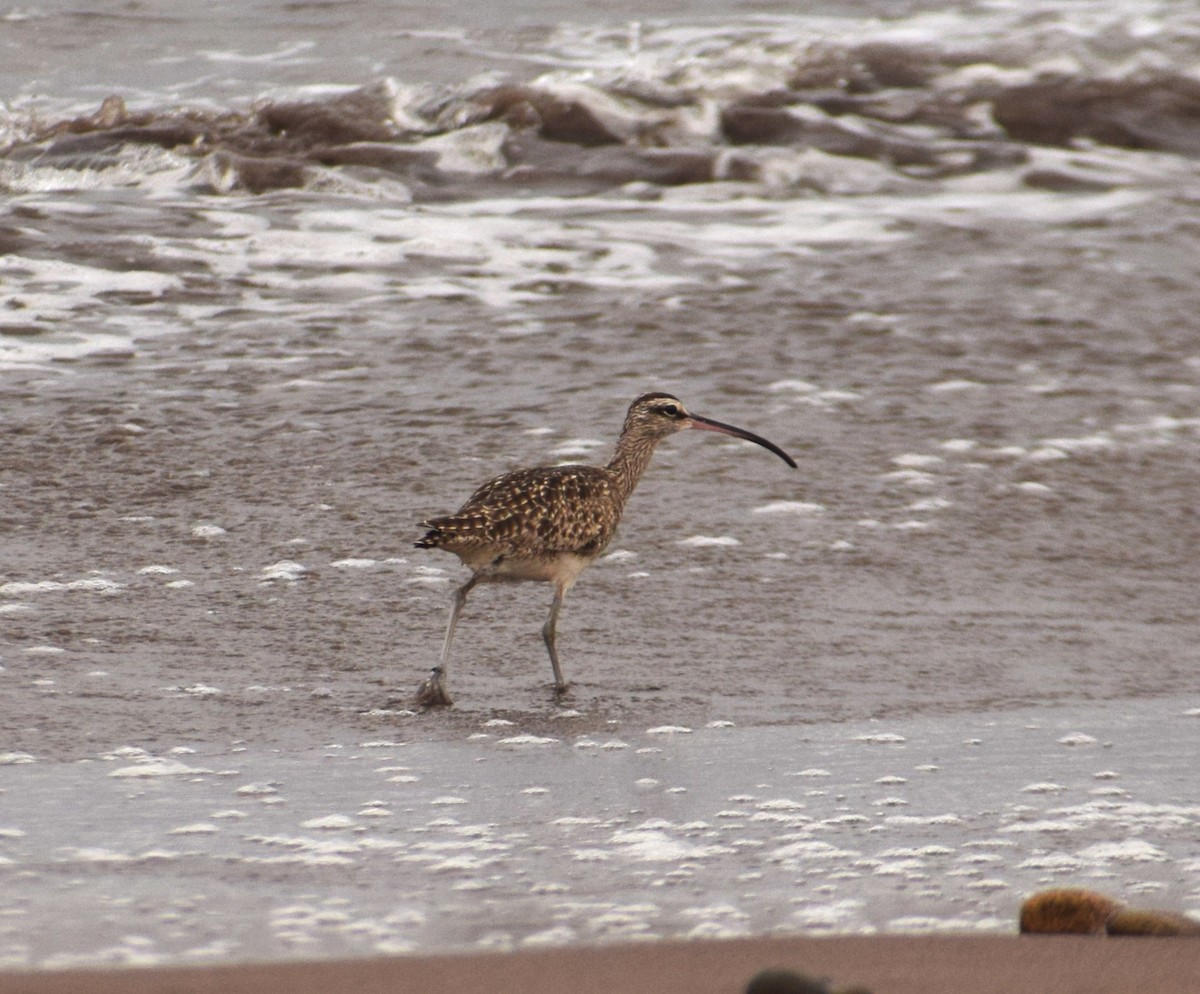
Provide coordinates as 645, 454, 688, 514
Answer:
3, 935, 1199, 994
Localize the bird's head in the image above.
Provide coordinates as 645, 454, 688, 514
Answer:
624, 392, 796, 467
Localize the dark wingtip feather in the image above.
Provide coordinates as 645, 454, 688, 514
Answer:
414, 524, 442, 549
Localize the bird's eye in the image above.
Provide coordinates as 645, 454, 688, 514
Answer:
659, 404, 680, 417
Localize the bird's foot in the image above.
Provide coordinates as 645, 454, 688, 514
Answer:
413, 667, 454, 708
552, 681, 573, 700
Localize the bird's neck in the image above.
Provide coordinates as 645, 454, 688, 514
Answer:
605, 432, 661, 505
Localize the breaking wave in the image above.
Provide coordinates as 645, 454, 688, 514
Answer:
4, 9, 1200, 199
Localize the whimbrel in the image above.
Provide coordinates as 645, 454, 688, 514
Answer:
413, 392, 796, 706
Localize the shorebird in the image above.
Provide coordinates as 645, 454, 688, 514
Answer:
413, 392, 796, 706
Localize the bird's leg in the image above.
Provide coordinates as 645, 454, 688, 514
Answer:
441, 575, 477, 667
542, 584, 569, 694
415, 576, 476, 708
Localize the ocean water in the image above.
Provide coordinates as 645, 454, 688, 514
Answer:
1, 0, 1199, 971
4, 0, 1200, 368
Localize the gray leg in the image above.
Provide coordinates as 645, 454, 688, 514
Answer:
415, 575, 476, 708
541, 585, 569, 692
441, 575, 477, 669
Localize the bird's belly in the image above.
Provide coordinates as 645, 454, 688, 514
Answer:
474, 551, 594, 587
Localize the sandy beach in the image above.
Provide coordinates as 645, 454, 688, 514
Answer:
5, 935, 1200, 994
3, 1, 1200, 987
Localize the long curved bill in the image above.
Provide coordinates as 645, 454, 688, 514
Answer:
685, 413, 797, 468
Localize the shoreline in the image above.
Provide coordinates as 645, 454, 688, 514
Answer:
4, 934, 1199, 994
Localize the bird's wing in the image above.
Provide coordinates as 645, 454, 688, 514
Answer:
425, 465, 618, 557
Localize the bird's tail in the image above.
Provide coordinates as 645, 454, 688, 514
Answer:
414, 522, 443, 549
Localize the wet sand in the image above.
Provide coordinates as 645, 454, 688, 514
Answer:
4, 237, 1200, 757
5, 935, 1200, 994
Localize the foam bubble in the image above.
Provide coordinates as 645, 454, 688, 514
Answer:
926, 379, 983, 393
752, 501, 825, 515
109, 759, 213, 778
677, 535, 741, 547
1078, 839, 1168, 863
191, 524, 227, 539
260, 561, 308, 582
497, 735, 558, 746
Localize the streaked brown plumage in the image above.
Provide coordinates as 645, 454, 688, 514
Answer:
413, 392, 796, 706
418, 464, 620, 571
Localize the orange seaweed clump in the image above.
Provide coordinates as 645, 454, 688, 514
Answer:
1019, 888, 1123, 935
1020, 888, 1200, 936
1106, 908, 1200, 937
